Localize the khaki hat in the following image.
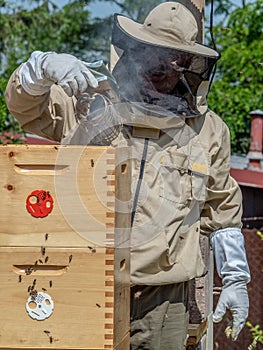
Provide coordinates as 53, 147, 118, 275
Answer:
114, 1, 219, 58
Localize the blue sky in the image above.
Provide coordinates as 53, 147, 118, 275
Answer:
52, 0, 119, 18
48, 0, 225, 23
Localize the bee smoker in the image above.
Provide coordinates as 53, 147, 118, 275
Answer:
75, 61, 122, 145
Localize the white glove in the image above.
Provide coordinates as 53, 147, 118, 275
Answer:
211, 228, 250, 341
19, 51, 99, 97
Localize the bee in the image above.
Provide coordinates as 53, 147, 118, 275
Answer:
43, 330, 53, 344
30, 290, 38, 299
88, 246, 96, 253
45, 256, 49, 263
33, 260, 38, 271
18, 275, 22, 283
41, 246, 46, 256
41, 191, 47, 201
25, 267, 34, 275
45, 233, 49, 241
42, 287, 47, 292
49, 280, 53, 288
69, 255, 73, 263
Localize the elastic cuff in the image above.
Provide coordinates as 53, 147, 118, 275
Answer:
211, 228, 251, 285
210, 227, 242, 241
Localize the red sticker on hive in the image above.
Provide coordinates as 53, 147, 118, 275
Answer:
26, 190, 54, 218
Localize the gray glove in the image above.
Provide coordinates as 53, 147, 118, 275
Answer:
211, 228, 250, 341
213, 281, 249, 341
19, 51, 98, 97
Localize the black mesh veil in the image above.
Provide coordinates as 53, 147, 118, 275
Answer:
111, 13, 219, 118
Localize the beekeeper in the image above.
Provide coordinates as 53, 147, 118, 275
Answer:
5, 2, 250, 350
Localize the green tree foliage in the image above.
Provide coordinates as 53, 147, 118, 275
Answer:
0, 0, 96, 134
0, 1, 98, 66
0, 77, 8, 131
207, 0, 263, 154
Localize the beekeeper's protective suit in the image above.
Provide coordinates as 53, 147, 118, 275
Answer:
5, 2, 250, 349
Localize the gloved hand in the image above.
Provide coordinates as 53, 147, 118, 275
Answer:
211, 228, 250, 341
19, 51, 99, 97
213, 281, 249, 341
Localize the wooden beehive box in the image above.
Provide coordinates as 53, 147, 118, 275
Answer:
0, 144, 131, 350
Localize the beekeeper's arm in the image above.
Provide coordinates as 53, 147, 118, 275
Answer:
201, 119, 250, 341
5, 51, 97, 141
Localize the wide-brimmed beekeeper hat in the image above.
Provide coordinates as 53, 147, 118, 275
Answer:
112, 1, 219, 58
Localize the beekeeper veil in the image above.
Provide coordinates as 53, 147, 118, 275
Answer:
63, 1, 220, 145
111, 1, 220, 117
